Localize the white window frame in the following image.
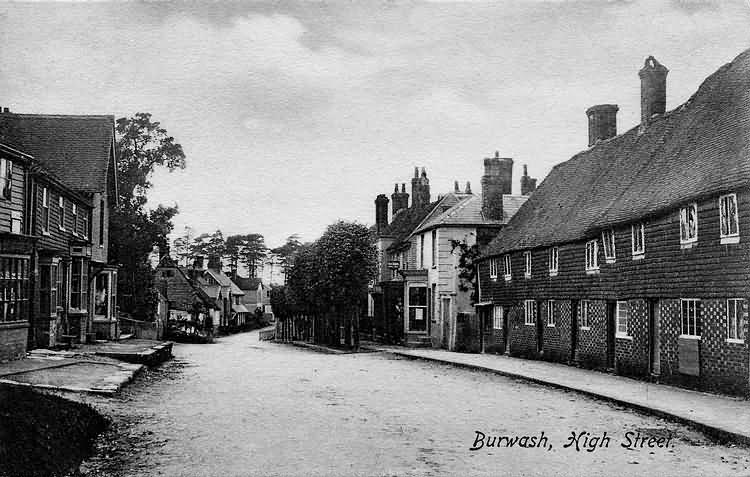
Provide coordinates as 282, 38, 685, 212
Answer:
679, 203, 698, 246
58, 196, 66, 231
489, 257, 498, 280
580, 300, 590, 329
616, 301, 630, 338
719, 193, 739, 244
680, 298, 701, 338
631, 223, 645, 259
503, 254, 512, 281
548, 247, 559, 277
602, 230, 616, 263
0, 158, 11, 200
524, 300, 535, 326
72, 204, 78, 236
524, 251, 532, 279
727, 298, 745, 343
546, 300, 555, 327
585, 240, 599, 273
492, 305, 503, 330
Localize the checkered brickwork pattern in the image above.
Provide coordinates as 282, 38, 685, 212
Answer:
614, 300, 650, 377
575, 300, 608, 369
541, 300, 572, 363
508, 302, 538, 359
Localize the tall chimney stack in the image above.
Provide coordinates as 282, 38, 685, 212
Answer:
411, 167, 430, 208
639, 56, 669, 126
375, 194, 389, 235
586, 104, 619, 146
482, 152, 513, 221
391, 183, 409, 216
520, 164, 537, 196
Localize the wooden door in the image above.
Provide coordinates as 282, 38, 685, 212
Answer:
649, 300, 661, 375
570, 300, 578, 362
606, 301, 616, 369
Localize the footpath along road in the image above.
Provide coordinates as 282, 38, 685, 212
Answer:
82, 330, 749, 477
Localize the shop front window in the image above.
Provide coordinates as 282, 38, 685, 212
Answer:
0, 256, 30, 322
95, 273, 110, 318
70, 258, 88, 311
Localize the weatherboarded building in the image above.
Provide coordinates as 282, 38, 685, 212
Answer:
477, 50, 750, 397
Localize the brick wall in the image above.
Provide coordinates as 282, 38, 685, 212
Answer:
0, 323, 28, 362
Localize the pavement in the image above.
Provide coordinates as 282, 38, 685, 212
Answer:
360, 343, 750, 445
0, 338, 172, 395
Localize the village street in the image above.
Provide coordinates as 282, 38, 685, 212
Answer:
78, 330, 749, 477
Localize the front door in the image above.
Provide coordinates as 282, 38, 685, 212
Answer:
407, 286, 427, 332
606, 301, 616, 369
536, 300, 544, 355
649, 300, 661, 375
441, 297, 451, 349
570, 300, 579, 362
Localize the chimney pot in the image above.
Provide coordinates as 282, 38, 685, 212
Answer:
411, 166, 430, 208
586, 104, 619, 147
454, 180, 460, 193
465, 181, 472, 194
520, 164, 537, 195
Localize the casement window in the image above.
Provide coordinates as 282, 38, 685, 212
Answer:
503, 254, 512, 281
719, 193, 739, 243
39, 263, 59, 317
547, 300, 555, 327
680, 299, 701, 338
56, 264, 64, 310
524, 251, 532, 279
10, 211, 21, 235
58, 197, 66, 230
489, 258, 498, 279
602, 230, 616, 262
0, 158, 12, 200
41, 187, 50, 233
0, 256, 30, 322
431, 230, 437, 268
492, 305, 503, 329
631, 223, 645, 258
727, 298, 746, 342
98, 198, 105, 246
679, 203, 698, 245
82, 211, 89, 239
419, 234, 425, 268
616, 301, 629, 337
72, 204, 78, 235
524, 300, 536, 325
407, 285, 427, 332
548, 247, 559, 276
70, 258, 89, 311
580, 300, 590, 328
585, 240, 599, 272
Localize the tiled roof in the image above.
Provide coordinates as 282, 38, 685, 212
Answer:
484, 49, 750, 258
381, 200, 440, 250
0, 113, 115, 194
205, 269, 245, 295
234, 277, 262, 291
413, 194, 528, 234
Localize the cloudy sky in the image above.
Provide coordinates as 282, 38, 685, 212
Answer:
1, 0, 749, 247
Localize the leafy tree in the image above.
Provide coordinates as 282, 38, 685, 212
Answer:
240, 233, 267, 278
272, 234, 302, 282
111, 113, 186, 317
450, 239, 481, 303
172, 226, 194, 267
224, 234, 245, 279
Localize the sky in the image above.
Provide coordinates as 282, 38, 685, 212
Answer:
1, 0, 749, 248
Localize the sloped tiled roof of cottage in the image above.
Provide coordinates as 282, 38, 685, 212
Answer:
413, 194, 528, 235
205, 269, 245, 296
380, 200, 440, 247
0, 113, 115, 194
484, 49, 750, 258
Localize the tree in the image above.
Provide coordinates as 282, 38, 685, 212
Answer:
450, 239, 481, 303
172, 226, 194, 267
272, 234, 303, 283
224, 234, 246, 279
240, 233, 267, 278
111, 113, 186, 317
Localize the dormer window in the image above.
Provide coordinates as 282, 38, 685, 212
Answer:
503, 254, 512, 281
585, 240, 599, 273
602, 230, 615, 263
524, 251, 531, 279
631, 223, 645, 259
679, 203, 698, 246
719, 193, 739, 244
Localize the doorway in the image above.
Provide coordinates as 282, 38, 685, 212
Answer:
570, 300, 578, 362
649, 300, 661, 376
606, 301, 616, 369
536, 300, 544, 356
441, 297, 451, 349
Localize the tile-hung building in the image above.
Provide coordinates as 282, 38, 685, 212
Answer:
403, 159, 531, 350
0, 142, 37, 361
477, 50, 750, 397
0, 112, 119, 347
370, 168, 439, 345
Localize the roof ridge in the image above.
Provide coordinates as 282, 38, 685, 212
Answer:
1, 113, 115, 120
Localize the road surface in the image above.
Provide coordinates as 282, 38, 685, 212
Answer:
82, 330, 750, 477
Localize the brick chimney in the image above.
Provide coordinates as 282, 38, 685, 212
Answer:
375, 194, 389, 235
586, 104, 618, 146
520, 164, 537, 196
639, 56, 669, 126
411, 167, 430, 208
391, 183, 409, 216
482, 152, 513, 221
208, 254, 222, 270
